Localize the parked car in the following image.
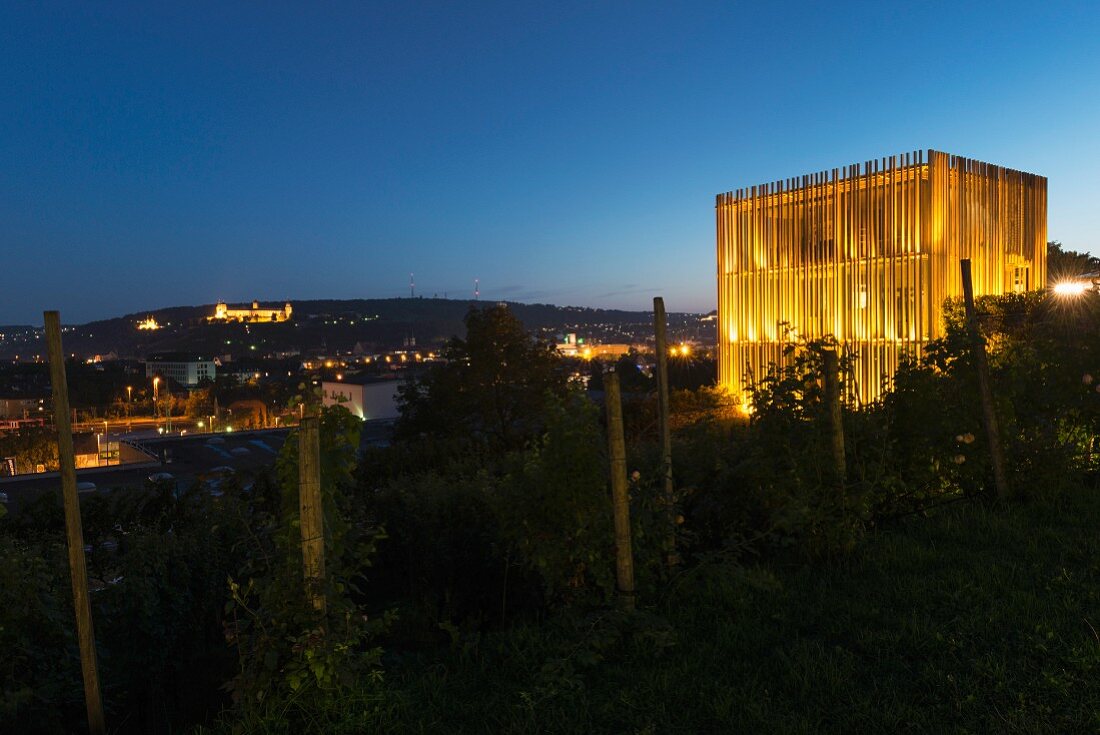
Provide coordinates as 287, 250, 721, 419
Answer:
76, 482, 97, 494
201, 466, 236, 497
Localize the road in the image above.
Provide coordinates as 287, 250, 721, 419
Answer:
0, 420, 394, 516
0, 428, 289, 515
71, 415, 278, 437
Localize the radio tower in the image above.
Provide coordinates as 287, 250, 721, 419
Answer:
474, 278, 480, 300
410, 273, 415, 298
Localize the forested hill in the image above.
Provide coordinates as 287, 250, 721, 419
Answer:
4, 298, 702, 359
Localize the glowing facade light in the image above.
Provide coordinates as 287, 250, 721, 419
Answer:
717, 149, 1047, 405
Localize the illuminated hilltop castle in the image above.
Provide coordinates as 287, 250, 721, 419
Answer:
211, 300, 293, 323
717, 149, 1046, 405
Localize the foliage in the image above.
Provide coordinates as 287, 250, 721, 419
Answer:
682, 289, 1100, 560
489, 392, 616, 603
0, 481, 256, 733
361, 471, 509, 641
1047, 240, 1100, 284
204, 482, 1100, 734
0, 426, 60, 474
668, 385, 740, 429
9, 281, 1100, 734
936, 290, 1100, 495
0, 535, 80, 733
185, 386, 214, 418
395, 305, 569, 453
585, 354, 653, 394
89, 485, 249, 730
224, 405, 386, 713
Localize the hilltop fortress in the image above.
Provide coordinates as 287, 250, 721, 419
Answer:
210, 300, 293, 323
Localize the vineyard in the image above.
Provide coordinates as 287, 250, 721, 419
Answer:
3, 288, 1100, 734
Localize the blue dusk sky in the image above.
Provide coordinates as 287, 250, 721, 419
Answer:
1, 1, 1098, 324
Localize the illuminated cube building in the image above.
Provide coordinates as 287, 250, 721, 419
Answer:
716, 150, 1046, 405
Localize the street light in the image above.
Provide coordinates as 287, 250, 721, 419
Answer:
153, 377, 160, 432
126, 385, 132, 432
1053, 273, 1100, 298
1054, 281, 1089, 297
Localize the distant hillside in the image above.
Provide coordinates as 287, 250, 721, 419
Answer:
1, 298, 705, 359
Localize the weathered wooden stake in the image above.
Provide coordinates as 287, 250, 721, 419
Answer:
298, 415, 327, 614
44, 311, 105, 735
821, 347, 846, 496
653, 297, 677, 564
604, 371, 636, 610
960, 259, 1010, 502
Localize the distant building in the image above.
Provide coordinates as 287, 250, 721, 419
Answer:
717, 149, 1046, 405
555, 334, 635, 360
0, 396, 47, 420
145, 353, 216, 387
211, 300, 292, 323
322, 375, 401, 421
556, 333, 582, 357
73, 433, 115, 469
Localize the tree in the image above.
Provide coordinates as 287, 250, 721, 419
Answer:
1048, 241, 1100, 284
395, 305, 568, 451
184, 387, 214, 419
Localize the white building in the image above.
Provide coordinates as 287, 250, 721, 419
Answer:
321, 376, 401, 421
145, 353, 216, 387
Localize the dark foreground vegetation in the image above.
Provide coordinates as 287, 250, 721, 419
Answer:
209, 485, 1100, 734
3, 257, 1100, 733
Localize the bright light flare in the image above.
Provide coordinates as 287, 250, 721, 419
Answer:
1053, 281, 1089, 297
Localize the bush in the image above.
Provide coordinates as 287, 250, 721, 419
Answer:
223, 405, 385, 714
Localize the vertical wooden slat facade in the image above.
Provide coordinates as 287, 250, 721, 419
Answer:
717, 149, 1046, 405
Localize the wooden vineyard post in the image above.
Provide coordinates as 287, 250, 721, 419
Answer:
821, 347, 846, 497
653, 297, 677, 564
44, 311, 106, 735
298, 415, 327, 614
960, 259, 1010, 502
604, 371, 636, 610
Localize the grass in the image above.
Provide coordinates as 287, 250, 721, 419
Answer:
214, 484, 1100, 734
